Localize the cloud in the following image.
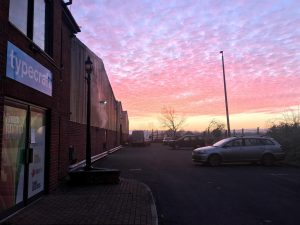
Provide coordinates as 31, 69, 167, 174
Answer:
70, 0, 300, 129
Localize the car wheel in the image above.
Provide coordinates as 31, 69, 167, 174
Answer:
261, 154, 274, 166
208, 154, 221, 166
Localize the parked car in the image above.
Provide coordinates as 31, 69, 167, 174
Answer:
169, 135, 205, 149
162, 137, 173, 145
130, 130, 150, 146
192, 136, 285, 166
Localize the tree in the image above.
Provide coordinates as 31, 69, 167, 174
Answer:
204, 119, 225, 144
282, 106, 300, 126
159, 107, 185, 139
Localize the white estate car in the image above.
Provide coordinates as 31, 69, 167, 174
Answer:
192, 136, 285, 166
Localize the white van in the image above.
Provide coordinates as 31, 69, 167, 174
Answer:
131, 130, 150, 146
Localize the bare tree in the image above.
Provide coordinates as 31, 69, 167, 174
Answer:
207, 119, 225, 133
204, 119, 225, 143
266, 106, 300, 128
159, 107, 185, 139
282, 106, 300, 126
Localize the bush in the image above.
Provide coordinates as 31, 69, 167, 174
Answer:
267, 123, 300, 165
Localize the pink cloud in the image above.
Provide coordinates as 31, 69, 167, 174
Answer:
69, 0, 300, 127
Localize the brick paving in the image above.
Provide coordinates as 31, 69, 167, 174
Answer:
0, 179, 158, 225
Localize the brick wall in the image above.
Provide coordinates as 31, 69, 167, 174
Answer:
0, 1, 8, 172
0, 0, 77, 192
66, 121, 119, 171
0, 0, 126, 196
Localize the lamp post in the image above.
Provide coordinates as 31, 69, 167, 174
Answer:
115, 100, 119, 147
220, 51, 231, 137
69, 56, 120, 184
85, 56, 93, 170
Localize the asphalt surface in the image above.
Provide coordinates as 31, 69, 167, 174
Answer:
94, 143, 300, 225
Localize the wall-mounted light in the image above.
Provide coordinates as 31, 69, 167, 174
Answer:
99, 100, 107, 105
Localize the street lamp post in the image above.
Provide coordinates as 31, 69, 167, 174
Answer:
69, 56, 120, 185
85, 56, 93, 170
220, 51, 231, 137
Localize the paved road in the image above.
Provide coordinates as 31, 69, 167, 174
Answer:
94, 143, 300, 225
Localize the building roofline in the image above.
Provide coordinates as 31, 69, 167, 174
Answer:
62, 1, 81, 34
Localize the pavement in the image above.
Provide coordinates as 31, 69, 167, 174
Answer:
0, 178, 158, 225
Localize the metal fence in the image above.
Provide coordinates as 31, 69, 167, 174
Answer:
231, 128, 267, 137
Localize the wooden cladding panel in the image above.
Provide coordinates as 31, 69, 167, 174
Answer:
70, 38, 117, 131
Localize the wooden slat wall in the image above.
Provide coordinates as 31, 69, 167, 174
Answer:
70, 39, 86, 124
70, 38, 118, 131
122, 111, 129, 135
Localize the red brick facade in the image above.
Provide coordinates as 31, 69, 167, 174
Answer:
0, 0, 128, 218
0, 1, 72, 193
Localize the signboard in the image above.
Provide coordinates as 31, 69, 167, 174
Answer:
6, 42, 52, 96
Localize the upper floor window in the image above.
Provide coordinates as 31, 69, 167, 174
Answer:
33, 0, 46, 49
9, 0, 28, 34
9, 0, 52, 54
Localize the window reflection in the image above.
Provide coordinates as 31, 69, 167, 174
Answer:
33, 0, 46, 50
9, 0, 28, 35
9, 0, 47, 51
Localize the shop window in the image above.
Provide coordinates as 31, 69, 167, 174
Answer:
9, 0, 52, 55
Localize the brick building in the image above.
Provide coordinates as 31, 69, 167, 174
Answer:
0, 0, 128, 219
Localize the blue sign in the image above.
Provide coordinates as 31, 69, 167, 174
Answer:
6, 42, 52, 96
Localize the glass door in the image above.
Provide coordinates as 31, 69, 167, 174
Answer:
27, 108, 46, 198
0, 104, 27, 213
0, 102, 46, 215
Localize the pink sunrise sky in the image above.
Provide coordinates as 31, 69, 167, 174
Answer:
69, 0, 300, 131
